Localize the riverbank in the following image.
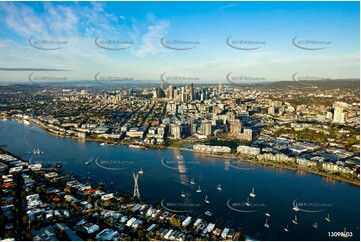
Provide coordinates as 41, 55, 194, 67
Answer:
5, 117, 360, 187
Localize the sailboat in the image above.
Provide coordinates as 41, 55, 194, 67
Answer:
265, 210, 271, 217
292, 215, 298, 225
196, 185, 202, 192
292, 204, 300, 212
264, 218, 269, 228
181, 191, 185, 198
190, 178, 195, 185
249, 188, 256, 198
217, 184, 222, 191
139, 168, 144, 174
325, 214, 330, 222
205, 195, 210, 203
312, 222, 318, 229
341, 228, 347, 238
284, 225, 289, 232
245, 197, 250, 207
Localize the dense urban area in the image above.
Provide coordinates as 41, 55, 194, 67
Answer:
0, 80, 360, 240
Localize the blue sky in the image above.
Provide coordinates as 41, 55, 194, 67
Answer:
0, 1, 359, 84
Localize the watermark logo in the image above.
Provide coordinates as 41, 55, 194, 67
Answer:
29, 157, 67, 166
225, 160, 256, 171
292, 199, 332, 213
94, 157, 133, 171
94, 72, 134, 86
226, 72, 266, 86
160, 72, 200, 85
160, 37, 199, 51
161, 199, 200, 213
292, 72, 330, 86
160, 156, 200, 173
292, 36, 331, 50
94, 37, 134, 50
28, 72, 68, 86
227, 198, 266, 213
226, 37, 265, 50
28, 36, 67, 50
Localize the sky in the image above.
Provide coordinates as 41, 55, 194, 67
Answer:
0, 1, 359, 84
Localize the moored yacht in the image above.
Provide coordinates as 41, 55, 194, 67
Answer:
264, 218, 269, 228
249, 188, 256, 198
217, 184, 222, 191
196, 185, 202, 192
181, 191, 185, 198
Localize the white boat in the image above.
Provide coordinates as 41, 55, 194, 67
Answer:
264, 218, 269, 228
265, 210, 271, 217
100, 142, 106, 146
196, 185, 202, 193
181, 191, 185, 198
292, 204, 299, 212
341, 228, 347, 238
217, 184, 222, 191
24, 120, 30, 125
325, 214, 330, 222
249, 188, 256, 198
176, 154, 184, 160
33, 148, 44, 155
284, 225, 289, 232
139, 168, 144, 174
312, 222, 318, 229
205, 211, 212, 217
245, 197, 250, 207
205, 195, 210, 204
190, 178, 195, 185
85, 159, 92, 166
292, 215, 298, 225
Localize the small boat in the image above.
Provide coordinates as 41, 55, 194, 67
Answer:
245, 197, 250, 207
264, 218, 269, 228
341, 228, 347, 238
176, 154, 183, 160
56, 164, 62, 168
217, 184, 222, 191
249, 188, 256, 198
265, 210, 271, 217
33, 148, 44, 155
292, 204, 299, 212
205, 211, 212, 217
196, 185, 202, 193
100, 142, 106, 146
325, 214, 330, 222
139, 168, 144, 174
85, 159, 92, 166
284, 225, 289, 232
205, 195, 210, 204
292, 215, 298, 225
190, 178, 195, 185
312, 222, 318, 229
181, 191, 185, 198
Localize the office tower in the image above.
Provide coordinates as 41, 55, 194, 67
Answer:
200, 120, 212, 136
230, 119, 242, 136
333, 107, 345, 124
160, 82, 165, 90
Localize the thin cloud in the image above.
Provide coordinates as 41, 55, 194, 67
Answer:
0, 68, 70, 71
218, 3, 239, 11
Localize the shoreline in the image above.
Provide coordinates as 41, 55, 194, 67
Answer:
3, 117, 360, 187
